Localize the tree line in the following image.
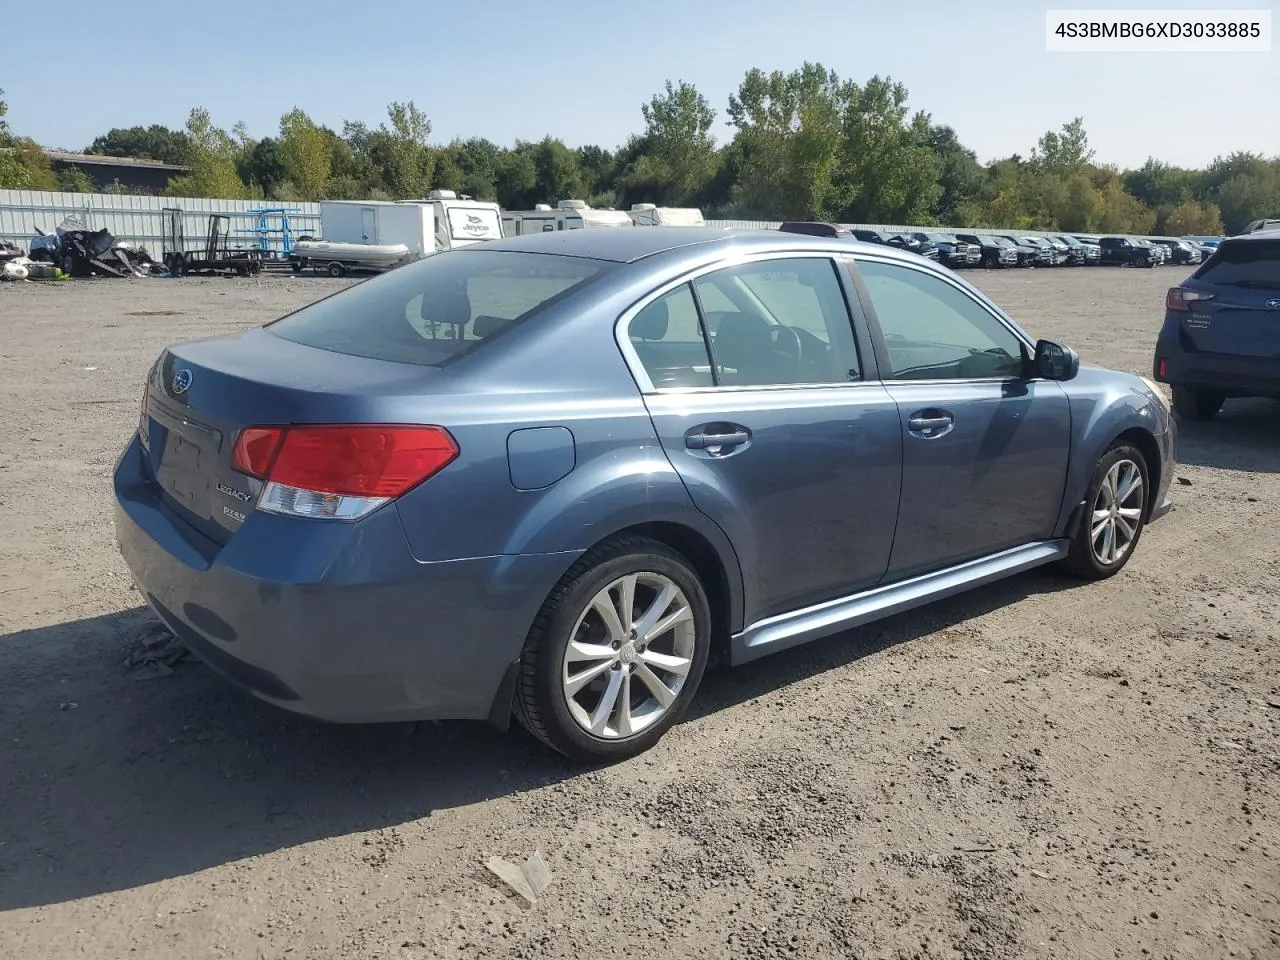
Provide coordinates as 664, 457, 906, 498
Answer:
3, 67, 1278, 235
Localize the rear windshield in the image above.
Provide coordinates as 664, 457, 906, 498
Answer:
1194, 239, 1280, 289
266, 250, 611, 365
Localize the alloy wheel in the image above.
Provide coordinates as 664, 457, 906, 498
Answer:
561, 572, 696, 739
1090, 459, 1145, 565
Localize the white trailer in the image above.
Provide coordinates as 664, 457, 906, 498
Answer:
628, 203, 706, 227
294, 191, 503, 275
501, 199, 634, 237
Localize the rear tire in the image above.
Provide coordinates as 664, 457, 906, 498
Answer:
1061, 442, 1149, 580
327, 261, 346, 277
514, 537, 712, 762
1171, 386, 1224, 420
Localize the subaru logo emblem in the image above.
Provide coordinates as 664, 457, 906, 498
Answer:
1266, 299, 1280, 310
172, 368, 193, 394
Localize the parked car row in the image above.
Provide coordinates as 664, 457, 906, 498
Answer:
776, 221, 1223, 270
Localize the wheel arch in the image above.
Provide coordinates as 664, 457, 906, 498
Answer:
486, 518, 744, 729
1115, 426, 1162, 521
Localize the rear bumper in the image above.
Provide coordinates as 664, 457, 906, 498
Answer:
113, 436, 578, 724
1154, 332, 1280, 399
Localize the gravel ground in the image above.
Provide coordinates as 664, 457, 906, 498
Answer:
1, 266, 1277, 960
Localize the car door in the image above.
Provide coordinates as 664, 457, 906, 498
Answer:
621, 253, 903, 626
849, 255, 1072, 582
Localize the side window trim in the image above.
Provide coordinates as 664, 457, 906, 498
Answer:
846, 253, 1035, 384
615, 251, 874, 395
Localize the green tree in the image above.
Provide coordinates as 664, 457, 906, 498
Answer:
836, 78, 940, 224
928, 125, 984, 224
726, 63, 847, 219
1123, 158, 1197, 208
380, 100, 434, 198
166, 108, 246, 199
1164, 200, 1225, 236
494, 146, 538, 208
1095, 173, 1156, 233
1201, 152, 1280, 233
1031, 117, 1094, 176
0, 89, 58, 190
87, 124, 191, 165
57, 166, 95, 192
277, 107, 331, 201
576, 144, 616, 201
1054, 171, 1104, 232
628, 80, 718, 205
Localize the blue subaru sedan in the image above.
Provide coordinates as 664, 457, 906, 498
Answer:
114, 227, 1176, 760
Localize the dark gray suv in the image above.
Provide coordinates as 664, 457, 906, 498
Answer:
1154, 231, 1280, 418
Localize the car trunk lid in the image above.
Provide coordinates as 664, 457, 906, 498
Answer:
140, 329, 440, 545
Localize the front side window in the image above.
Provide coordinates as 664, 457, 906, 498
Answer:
856, 260, 1026, 381
692, 257, 861, 387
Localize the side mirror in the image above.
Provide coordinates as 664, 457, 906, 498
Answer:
1034, 339, 1079, 381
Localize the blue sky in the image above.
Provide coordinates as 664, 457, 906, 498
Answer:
2, 0, 1276, 169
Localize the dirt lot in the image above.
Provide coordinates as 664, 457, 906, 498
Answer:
1, 266, 1277, 960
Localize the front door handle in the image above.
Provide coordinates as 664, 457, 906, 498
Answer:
907, 411, 954, 438
686, 429, 750, 450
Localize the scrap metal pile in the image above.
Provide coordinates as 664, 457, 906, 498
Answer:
25, 216, 163, 278
1, 216, 168, 282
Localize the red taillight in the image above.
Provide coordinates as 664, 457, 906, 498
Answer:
1158, 357, 1168, 378
232, 425, 458, 498
1166, 286, 1214, 312
231, 427, 285, 477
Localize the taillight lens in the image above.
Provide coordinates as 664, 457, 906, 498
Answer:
1166, 287, 1215, 312
231, 424, 458, 520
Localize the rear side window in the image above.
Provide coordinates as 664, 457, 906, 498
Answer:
1194, 240, 1280, 289
266, 251, 611, 365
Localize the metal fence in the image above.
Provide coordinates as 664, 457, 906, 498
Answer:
0, 190, 321, 258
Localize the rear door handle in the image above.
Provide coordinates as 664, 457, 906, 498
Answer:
686, 429, 750, 450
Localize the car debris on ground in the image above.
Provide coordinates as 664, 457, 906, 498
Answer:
14, 216, 165, 280
123, 621, 191, 680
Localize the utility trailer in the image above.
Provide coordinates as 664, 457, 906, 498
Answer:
161, 209, 262, 277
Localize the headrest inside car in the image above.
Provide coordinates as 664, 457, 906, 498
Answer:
472, 315, 510, 339
631, 299, 669, 341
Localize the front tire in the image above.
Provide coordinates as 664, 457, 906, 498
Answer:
515, 537, 712, 761
1061, 443, 1149, 580
1171, 386, 1224, 421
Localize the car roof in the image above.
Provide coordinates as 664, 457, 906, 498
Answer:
1222, 229, 1280, 244
456, 226, 924, 265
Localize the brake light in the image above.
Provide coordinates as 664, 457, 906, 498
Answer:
1166, 287, 1215, 312
231, 424, 458, 520
1158, 358, 1168, 378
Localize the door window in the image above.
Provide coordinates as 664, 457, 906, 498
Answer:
626, 285, 715, 389
692, 257, 860, 386
856, 260, 1026, 381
